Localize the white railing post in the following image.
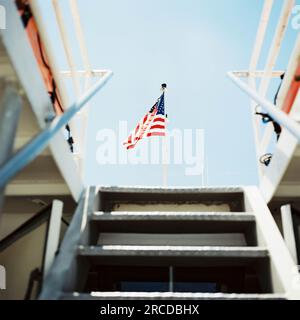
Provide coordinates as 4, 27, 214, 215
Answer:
69, 0, 92, 90
281, 204, 298, 265
43, 200, 63, 278
52, 0, 81, 97
258, 0, 295, 156
248, 0, 274, 180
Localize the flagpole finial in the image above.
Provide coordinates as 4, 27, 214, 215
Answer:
161, 83, 167, 91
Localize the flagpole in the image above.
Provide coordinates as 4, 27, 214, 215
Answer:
161, 83, 168, 187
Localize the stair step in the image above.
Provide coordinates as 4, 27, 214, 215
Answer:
78, 245, 269, 266
79, 245, 268, 256
97, 233, 248, 247
97, 187, 245, 212
98, 186, 245, 193
60, 291, 286, 300
92, 211, 255, 221
91, 212, 256, 240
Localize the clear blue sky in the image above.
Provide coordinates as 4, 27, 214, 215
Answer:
38, 0, 299, 187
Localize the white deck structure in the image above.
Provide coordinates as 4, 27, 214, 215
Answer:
0, 0, 300, 300
228, 0, 300, 279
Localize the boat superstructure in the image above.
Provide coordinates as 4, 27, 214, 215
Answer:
228, 0, 300, 274
0, 0, 112, 299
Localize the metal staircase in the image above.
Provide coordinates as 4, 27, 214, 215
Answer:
40, 186, 300, 300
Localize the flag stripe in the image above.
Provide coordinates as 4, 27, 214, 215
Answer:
153, 117, 165, 123
150, 124, 165, 130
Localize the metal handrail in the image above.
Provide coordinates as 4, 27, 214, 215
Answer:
228, 72, 300, 142
0, 70, 113, 189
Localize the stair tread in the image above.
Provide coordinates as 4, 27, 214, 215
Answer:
97, 186, 244, 193
61, 291, 286, 300
92, 211, 255, 221
78, 245, 268, 257
98, 187, 245, 212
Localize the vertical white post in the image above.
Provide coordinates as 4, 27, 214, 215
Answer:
43, 200, 63, 278
69, 0, 92, 91
258, 0, 295, 154
52, 0, 81, 97
248, 0, 274, 181
68, 0, 93, 178
0, 265, 5, 290
281, 204, 298, 264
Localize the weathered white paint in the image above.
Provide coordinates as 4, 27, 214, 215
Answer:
52, 0, 81, 96
258, 0, 295, 155
248, 0, 274, 181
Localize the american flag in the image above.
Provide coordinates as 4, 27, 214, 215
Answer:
123, 93, 166, 150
